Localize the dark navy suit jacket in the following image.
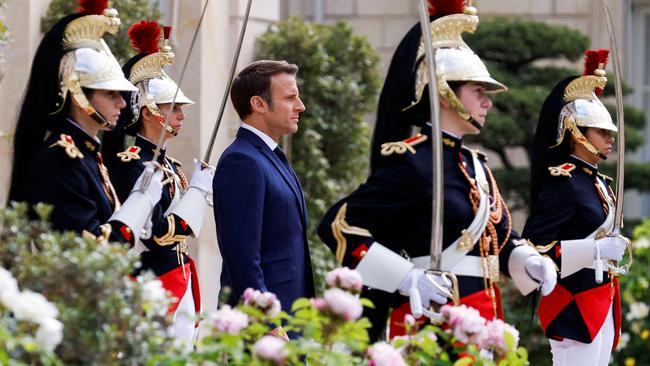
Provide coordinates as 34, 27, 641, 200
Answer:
213, 127, 314, 311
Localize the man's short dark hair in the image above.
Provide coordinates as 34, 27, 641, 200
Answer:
230, 60, 299, 120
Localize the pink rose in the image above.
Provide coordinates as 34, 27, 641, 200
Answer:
210, 305, 249, 334
311, 298, 328, 311
325, 267, 363, 293
323, 288, 363, 321
441, 304, 487, 344
367, 342, 407, 366
480, 319, 520, 355
253, 335, 288, 364
243, 288, 281, 317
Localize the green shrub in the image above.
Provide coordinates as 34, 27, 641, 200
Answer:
0, 203, 181, 365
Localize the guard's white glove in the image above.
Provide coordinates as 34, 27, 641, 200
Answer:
132, 162, 164, 207
524, 256, 557, 296
188, 159, 214, 195
595, 236, 627, 261
398, 268, 452, 318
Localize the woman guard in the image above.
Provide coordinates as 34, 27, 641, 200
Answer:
102, 20, 213, 345
8, 0, 163, 244
522, 49, 629, 366
318, 0, 557, 340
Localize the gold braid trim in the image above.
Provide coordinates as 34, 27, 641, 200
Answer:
331, 203, 372, 264
458, 151, 512, 287
153, 216, 188, 246
527, 239, 558, 254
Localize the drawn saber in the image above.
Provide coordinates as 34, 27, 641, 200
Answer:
414, 0, 459, 320
599, 0, 633, 278
201, 0, 254, 166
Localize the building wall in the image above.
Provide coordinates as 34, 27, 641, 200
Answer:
0, 0, 52, 204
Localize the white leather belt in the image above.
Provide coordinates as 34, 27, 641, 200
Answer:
411, 255, 489, 279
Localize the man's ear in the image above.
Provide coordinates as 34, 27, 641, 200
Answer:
250, 96, 267, 114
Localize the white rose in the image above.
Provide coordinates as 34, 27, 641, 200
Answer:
11, 290, 59, 324
35, 318, 64, 352
626, 302, 649, 322
0, 267, 19, 307
140, 278, 168, 304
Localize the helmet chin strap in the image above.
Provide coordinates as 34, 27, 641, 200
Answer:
551, 115, 607, 160
466, 116, 482, 131
68, 77, 113, 130
437, 79, 484, 132
145, 103, 179, 137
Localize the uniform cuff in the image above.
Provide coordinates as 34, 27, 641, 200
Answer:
355, 242, 414, 293
560, 239, 595, 278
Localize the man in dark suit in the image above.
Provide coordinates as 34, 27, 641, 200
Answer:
213, 60, 314, 312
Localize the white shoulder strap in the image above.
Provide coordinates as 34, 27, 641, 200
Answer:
586, 177, 615, 239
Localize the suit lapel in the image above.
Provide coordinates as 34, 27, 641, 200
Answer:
238, 128, 306, 221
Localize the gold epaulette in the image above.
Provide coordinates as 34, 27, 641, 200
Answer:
49, 134, 83, 159
167, 155, 182, 167
380, 133, 428, 156
548, 163, 575, 178
116, 146, 141, 162
598, 172, 613, 184
331, 203, 372, 264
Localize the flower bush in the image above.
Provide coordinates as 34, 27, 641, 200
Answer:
166, 267, 528, 366
613, 219, 650, 366
0, 203, 183, 364
1, 204, 530, 365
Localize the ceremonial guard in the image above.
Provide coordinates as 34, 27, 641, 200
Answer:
102, 20, 213, 344
8, 0, 163, 244
522, 50, 629, 366
318, 0, 557, 340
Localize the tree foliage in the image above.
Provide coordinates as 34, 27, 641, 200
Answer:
41, 0, 161, 64
465, 18, 648, 211
256, 17, 381, 292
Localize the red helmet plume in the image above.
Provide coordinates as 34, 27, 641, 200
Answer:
583, 49, 609, 96
128, 20, 162, 55
428, 0, 466, 16
77, 0, 109, 15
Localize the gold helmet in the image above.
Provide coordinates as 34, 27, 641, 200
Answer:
405, 0, 506, 123
552, 49, 616, 159
57, 0, 137, 128
124, 20, 194, 136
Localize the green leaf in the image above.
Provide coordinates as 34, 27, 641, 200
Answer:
453, 357, 475, 366
291, 298, 312, 312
